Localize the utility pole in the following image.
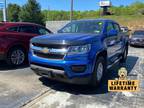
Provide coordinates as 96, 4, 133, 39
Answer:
47, 5, 50, 21
70, 0, 73, 22
3, 0, 7, 22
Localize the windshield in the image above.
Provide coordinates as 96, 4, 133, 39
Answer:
59, 21, 104, 34
133, 30, 144, 35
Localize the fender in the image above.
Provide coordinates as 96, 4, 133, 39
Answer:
91, 48, 107, 74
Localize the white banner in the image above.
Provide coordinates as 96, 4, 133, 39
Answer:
99, 1, 111, 7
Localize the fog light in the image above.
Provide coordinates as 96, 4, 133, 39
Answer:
71, 65, 87, 73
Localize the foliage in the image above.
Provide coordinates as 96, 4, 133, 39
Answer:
19, 0, 44, 25
42, 1, 144, 21
0, 10, 3, 21
7, 4, 21, 22
0, 1, 144, 24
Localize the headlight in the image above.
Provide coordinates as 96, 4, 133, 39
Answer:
68, 44, 91, 55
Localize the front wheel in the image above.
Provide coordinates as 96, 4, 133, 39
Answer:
91, 57, 106, 86
6, 47, 26, 66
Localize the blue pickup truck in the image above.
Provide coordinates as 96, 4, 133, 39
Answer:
29, 19, 128, 86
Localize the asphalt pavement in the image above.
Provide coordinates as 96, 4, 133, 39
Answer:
0, 46, 144, 108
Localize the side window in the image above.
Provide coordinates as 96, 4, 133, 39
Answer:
113, 24, 120, 32
7, 27, 18, 32
37, 27, 50, 35
107, 23, 114, 33
19, 26, 36, 34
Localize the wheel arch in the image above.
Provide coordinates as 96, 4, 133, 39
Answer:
6, 43, 27, 56
90, 50, 108, 86
92, 49, 107, 73
96, 50, 107, 61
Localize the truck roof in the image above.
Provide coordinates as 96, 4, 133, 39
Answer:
74, 18, 118, 23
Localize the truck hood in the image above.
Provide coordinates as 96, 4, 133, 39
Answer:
31, 33, 101, 45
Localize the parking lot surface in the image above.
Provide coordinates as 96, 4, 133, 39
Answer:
0, 65, 49, 108
0, 46, 144, 108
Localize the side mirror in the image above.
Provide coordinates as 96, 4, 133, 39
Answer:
107, 29, 118, 36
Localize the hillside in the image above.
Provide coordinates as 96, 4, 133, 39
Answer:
101, 15, 144, 30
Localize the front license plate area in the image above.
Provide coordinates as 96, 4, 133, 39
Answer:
40, 69, 53, 78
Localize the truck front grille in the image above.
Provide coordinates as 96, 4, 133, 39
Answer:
31, 43, 68, 60
33, 51, 65, 60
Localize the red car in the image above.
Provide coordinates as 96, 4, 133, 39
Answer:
0, 22, 52, 66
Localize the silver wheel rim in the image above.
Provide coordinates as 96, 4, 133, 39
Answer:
96, 62, 103, 82
11, 49, 25, 65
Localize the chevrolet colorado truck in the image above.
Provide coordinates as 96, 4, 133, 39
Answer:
29, 19, 129, 86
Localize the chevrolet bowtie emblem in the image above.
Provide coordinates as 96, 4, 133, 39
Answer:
41, 48, 49, 54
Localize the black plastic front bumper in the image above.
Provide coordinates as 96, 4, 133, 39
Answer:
30, 64, 91, 85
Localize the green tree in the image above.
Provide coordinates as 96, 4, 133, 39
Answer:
0, 10, 3, 21
19, 0, 44, 25
7, 4, 21, 22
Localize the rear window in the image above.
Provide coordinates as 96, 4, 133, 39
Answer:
37, 27, 51, 35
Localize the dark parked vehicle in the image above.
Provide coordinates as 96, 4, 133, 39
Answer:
0, 22, 52, 66
29, 19, 129, 86
129, 30, 144, 47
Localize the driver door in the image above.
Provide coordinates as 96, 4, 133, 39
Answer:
106, 22, 119, 63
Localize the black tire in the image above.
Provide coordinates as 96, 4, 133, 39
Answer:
91, 57, 106, 86
120, 46, 128, 63
130, 44, 134, 47
6, 47, 26, 66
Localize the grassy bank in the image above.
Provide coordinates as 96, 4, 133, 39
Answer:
99, 15, 144, 30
